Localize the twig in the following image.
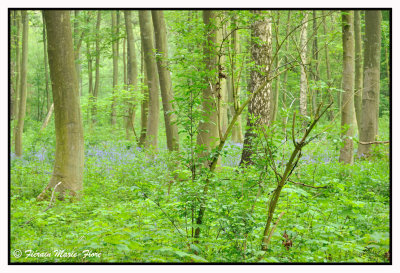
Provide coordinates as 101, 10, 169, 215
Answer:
287, 179, 327, 189
142, 193, 185, 237
21, 182, 62, 227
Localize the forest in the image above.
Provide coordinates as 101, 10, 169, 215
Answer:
9, 9, 390, 263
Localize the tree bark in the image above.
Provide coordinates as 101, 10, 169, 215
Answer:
14, 10, 28, 157
354, 10, 363, 132
139, 10, 160, 149
38, 10, 84, 200
339, 11, 355, 165
11, 11, 20, 122
358, 10, 382, 157
152, 10, 179, 151
322, 11, 334, 120
139, 49, 149, 147
124, 10, 139, 141
282, 11, 291, 132
299, 12, 309, 118
42, 11, 51, 112
73, 10, 82, 96
240, 11, 272, 165
228, 15, 243, 143
271, 11, 280, 123
311, 10, 320, 116
91, 11, 101, 124
111, 10, 119, 126
196, 10, 219, 162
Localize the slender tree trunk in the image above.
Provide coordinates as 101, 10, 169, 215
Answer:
358, 10, 382, 157
354, 10, 363, 133
92, 11, 101, 124
124, 10, 139, 141
11, 11, 20, 122
38, 10, 84, 200
194, 10, 221, 240
240, 11, 272, 165
139, 10, 160, 149
111, 10, 119, 126
87, 39, 93, 97
196, 10, 219, 164
339, 11, 355, 165
14, 10, 28, 157
219, 17, 229, 137
322, 11, 334, 120
152, 10, 179, 151
12, 11, 21, 144
229, 15, 243, 143
282, 11, 291, 132
123, 37, 127, 88
271, 11, 280, 122
41, 103, 54, 131
299, 12, 308, 118
139, 48, 149, 147
41, 11, 51, 112
311, 10, 320, 116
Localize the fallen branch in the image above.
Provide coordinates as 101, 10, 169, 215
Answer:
21, 181, 62, 227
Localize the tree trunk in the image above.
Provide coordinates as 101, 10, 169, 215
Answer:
311, 10, 320, 116
196, 10, 219, 162
74, 10, 82, 96
92, 11, 101, 124
139, 49, 149, 147
151, 10, 179, 151
14, 10, 28, 157
358, 10, 382, 157
240, 11, 272, 165
339, 11, 355, 165
111, 10, 119, 126
354, 10, 363, 132
124, 11, 139, 141
11, 11, 20, 122
322, 11, 334, 121
38, 10, 84, 200
271, 11, 280, 123
282, 11, 291, 132
299, 12, 308, 118
41, 103, 54, 131
139, 10, 160, 149
86, 39, 93, 97
42, 11, 51, 113
228, 15, 243, 143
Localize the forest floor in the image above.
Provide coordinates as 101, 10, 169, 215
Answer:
10, 117, 390, 263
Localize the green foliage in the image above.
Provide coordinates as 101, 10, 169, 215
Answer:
10, 9, 390, 264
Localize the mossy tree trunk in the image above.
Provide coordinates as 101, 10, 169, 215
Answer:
358, 11, 382, 157
339, 11, 355, 165
196, 10, 219, 162
14, 10, 28, 157
354, 10, 363, 131
38, 10, 84, 200
139, 10, 160, 149
111, 11, 119, 126
124, 11, 139, 141
91, 11, 101, 124
152, 10, 179, 151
